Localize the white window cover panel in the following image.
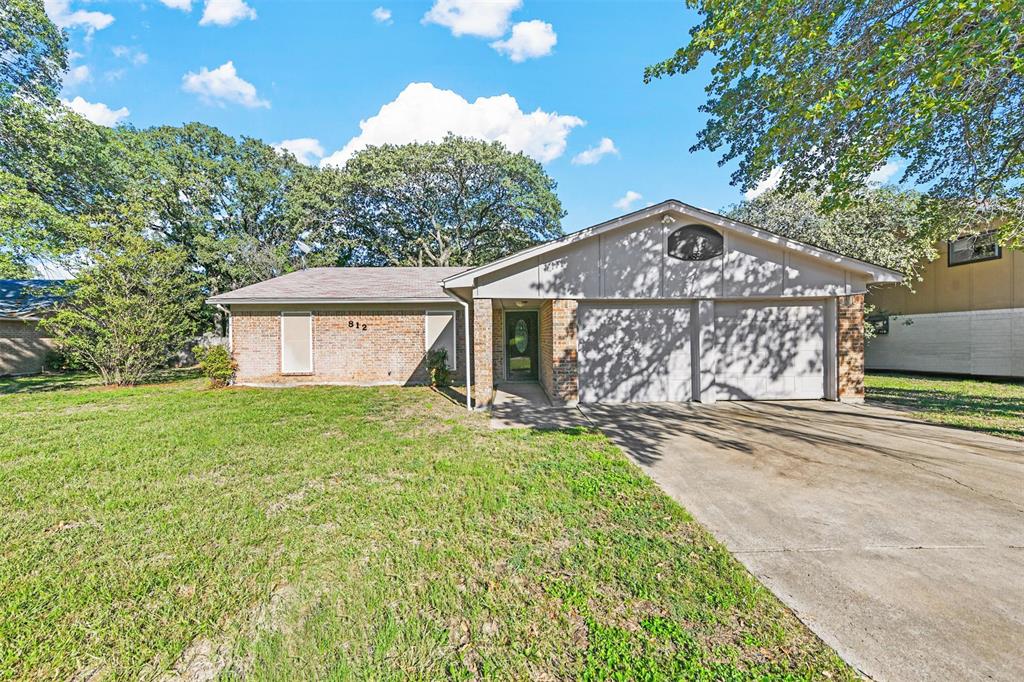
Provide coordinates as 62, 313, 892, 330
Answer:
281, 312, 312, 374
425, 311, 456, 368
715, 302, 825, 400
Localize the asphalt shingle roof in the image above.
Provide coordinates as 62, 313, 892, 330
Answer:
0, 279, 67, 319
207, 267, 470, 304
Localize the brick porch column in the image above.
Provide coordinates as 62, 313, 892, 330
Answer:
550, 299, 579, 404
472, 298, 494, 408
838, 294, 865, 401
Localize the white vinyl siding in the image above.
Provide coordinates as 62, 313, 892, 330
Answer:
281, 312, 313, 374
866, 308, 1024, 378
425, 310, 456, 368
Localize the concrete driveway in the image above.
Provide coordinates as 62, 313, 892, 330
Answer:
580, 400, 1024, 682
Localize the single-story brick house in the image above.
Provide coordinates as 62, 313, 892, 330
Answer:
208, 200, 902, 408
0, 279, 66, 376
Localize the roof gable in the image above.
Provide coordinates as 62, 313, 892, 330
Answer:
442, 200, 903, 289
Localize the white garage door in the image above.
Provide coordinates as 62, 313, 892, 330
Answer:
715, 302, 825, 400
578, 303, 692, 403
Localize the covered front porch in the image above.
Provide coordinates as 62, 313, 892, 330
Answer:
470, 298, 580, 409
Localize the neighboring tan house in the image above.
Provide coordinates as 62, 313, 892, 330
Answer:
867, 233, 1024, 378
208, 200, 902, 408
0, 279, 65, 376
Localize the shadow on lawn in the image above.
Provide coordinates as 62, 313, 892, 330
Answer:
866, 375, 1024, 441
0, 367, 202, 395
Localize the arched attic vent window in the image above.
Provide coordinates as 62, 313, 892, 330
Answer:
667, 224, 724, 261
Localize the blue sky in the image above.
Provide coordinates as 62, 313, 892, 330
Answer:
49, 0, 766, 232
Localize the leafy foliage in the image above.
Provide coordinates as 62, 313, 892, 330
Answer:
0, 98, 140, 275
0, 0, 67, 105
426, 348, 452, 387
727, 188, 937, 282
132, 123, 351, 300
646, 0, 1024, 245
339, 135, 564, 266
195, 344, 236, 388
39, 238, 202, 385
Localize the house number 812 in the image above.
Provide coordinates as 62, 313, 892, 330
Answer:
348, 320, 368, 331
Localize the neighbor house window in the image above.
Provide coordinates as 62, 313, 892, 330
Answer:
280, 312, 313, 374
667, 224, 724, 261
425, 310, 456, 368
948, 232, 1001, 266
866, 314, 889, 336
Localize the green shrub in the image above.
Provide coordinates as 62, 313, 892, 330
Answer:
42, 348, 72, 373
194, 345, 236, 388
426, 349, 451, 388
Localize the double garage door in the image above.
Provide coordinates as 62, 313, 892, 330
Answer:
578, 301, 827, 403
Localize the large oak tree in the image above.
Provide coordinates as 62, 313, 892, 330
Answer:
647, 0, 1024, 245
337, 135, 564, 267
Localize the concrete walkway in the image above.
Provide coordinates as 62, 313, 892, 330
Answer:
490, 383, 591, 430
580, 400, 1024, 682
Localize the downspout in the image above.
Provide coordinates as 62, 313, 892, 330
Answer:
443, 288, 473, 411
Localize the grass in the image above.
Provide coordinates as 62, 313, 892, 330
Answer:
0, 374, 852, 680
866, 372, 1024, 442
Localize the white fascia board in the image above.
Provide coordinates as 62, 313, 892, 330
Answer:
441, 199, 904, 288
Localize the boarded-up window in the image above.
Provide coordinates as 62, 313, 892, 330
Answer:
281, 312, 312, 373
425, 311, 456, 368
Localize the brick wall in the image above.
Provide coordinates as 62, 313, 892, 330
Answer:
472, 299, 494, 407
0, 319, 54, 376
232, 310, 280, 380
838, 294, 865, 401
539, 301, 553, 396
491, 305, 504, 384
549, 299, 579, 404
231, 307, 464, 385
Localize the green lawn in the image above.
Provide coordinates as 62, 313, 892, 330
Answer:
866, 372, 1024, 442
0, 375, 851, 680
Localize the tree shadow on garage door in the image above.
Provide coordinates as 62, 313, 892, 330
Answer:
565, 298, 824, 403
530, 249, 827, 402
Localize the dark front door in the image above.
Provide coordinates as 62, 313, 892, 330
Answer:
505, 310, 539, 381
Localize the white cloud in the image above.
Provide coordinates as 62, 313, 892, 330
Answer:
112, 46, 149, 66
44, 0, 114, 32
320, 82, 582, 168
275, 138, 325, 165
744, 166, 783, 200
200, 0, 257, 26
159, 0, 193, 10
182, 61, 269, 108
423, 0, 520, 38
613, 190, 643, 211
62, 96, 129, 126
867, 160, 901, 186
572, 137, 618, 166
63, 64, 91, 87
62, 53, 90, 88
372, 6, 392, 24
490, 20, 556, 62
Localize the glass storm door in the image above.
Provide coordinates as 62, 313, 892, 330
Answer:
505, 310, 539, 381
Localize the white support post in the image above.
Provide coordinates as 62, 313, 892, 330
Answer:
691, 299, 717, 403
